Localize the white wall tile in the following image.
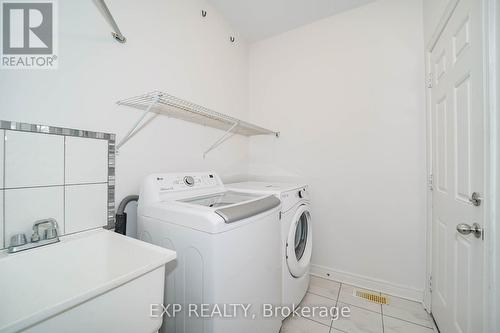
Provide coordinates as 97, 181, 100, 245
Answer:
65, 183, 107, 234
0, 130, 4, 189
65, 137, 108, 184
4, 187, 64, 247
5, 131, 64, 188
0, 190, 4, 249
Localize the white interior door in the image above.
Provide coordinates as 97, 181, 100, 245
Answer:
430, 0, 485, 332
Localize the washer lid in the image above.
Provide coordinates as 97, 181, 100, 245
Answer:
179, 191, 262, 208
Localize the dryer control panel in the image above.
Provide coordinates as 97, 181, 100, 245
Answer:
280, 186, 309, 212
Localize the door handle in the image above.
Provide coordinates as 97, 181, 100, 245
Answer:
469, 192, 483, 206
456, 223, 483, 238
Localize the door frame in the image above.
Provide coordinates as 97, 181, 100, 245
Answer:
423, 0, 498, 332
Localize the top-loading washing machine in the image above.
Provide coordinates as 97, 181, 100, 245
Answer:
137, 173, 282, 333
226, 181, 312, 310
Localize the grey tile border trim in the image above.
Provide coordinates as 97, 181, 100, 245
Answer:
0, 120, 116, 233
0, 120, 116, 141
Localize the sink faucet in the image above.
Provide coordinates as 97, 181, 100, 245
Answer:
7, 218, 60, 254
31, 218, 60, 242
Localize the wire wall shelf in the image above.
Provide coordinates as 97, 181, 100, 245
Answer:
116, 91, 279, 157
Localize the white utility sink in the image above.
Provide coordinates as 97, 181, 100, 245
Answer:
0, 229, 176, 333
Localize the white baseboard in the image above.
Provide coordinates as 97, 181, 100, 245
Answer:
310, 264, 424, 302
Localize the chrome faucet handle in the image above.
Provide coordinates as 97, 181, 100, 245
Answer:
8, 219, 60, 254
10, 233, 28, 247
32, 218, 59, 241
44, 227, 59, 240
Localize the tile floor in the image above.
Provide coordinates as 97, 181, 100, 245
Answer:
280, 276, 437, 333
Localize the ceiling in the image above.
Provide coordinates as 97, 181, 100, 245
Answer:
206, 0, 377, 42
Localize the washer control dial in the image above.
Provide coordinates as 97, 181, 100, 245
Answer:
184, 176, 195, 187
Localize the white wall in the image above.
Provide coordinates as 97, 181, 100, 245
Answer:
248, 0, 427, 298
0, 0, 251, 228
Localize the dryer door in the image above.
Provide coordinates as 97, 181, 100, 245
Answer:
286, 204, 312, 278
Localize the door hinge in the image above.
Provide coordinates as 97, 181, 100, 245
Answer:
428, 174, 434, 191
427, 73, 433, 88
429, 275, 432, 293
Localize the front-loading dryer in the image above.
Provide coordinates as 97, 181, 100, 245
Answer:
226, 182, 312, 310
282, 198, 311, 308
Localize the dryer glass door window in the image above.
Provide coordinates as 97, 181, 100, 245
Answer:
286, 205, 312, 278
294, 212, 308, 261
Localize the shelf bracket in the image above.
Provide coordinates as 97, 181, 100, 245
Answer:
116, 95, 160, 153
94, 0, 127, 43
203, 121, 239, 158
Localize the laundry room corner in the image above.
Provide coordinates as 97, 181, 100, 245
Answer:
246, 0, 428, 301
1, 0, 496, 332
